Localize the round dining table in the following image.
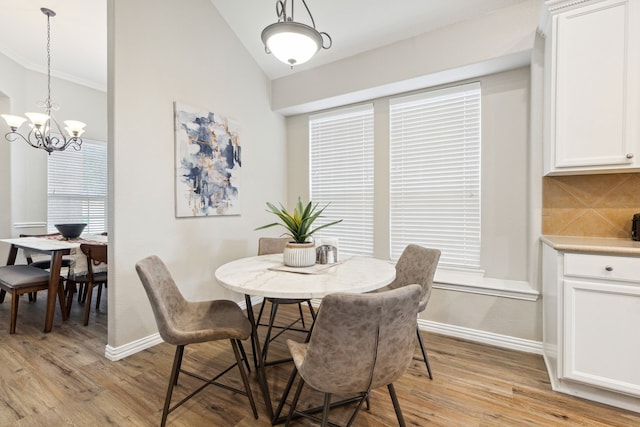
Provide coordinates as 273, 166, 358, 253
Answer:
214, 253, 396, 422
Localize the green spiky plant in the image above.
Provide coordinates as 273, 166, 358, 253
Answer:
256, 197, 342, 243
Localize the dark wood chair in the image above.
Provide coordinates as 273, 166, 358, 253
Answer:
66, 243, 107, 325
0, 265, 66, 334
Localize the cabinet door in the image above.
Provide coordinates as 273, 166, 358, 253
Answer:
563, 279, 640, 396
549, 0, 637, 172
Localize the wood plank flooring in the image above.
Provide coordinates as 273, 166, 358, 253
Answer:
0, 294, 638, 426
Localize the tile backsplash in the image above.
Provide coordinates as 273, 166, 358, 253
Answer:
542, 173, 640, 238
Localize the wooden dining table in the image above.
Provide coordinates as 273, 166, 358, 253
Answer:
215, 254, 396, 422
0, 234, 108, 332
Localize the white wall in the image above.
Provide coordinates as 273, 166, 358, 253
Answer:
109, 0, 287, 348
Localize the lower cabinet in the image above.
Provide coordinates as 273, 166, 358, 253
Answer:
543, 245, 640, 412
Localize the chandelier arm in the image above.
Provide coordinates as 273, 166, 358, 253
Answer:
276, 0, 287, 22
320, 32, 332, 50
301, 0, 316, 29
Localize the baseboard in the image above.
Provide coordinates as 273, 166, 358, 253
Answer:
104, 300, 543, 360
419, 319, 544, 355
104, 332, 163, 361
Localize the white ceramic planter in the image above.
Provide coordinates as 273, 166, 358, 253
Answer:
283, 242, 316, 267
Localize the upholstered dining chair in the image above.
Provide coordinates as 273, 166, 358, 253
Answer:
135, 255, 258, 426
256, 237, 316, 365
0, 265, 65, 334
65, 243, 107, 325
375, 244, 441, 379
281, 285, 421, 427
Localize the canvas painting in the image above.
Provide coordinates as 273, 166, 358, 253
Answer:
174, 102, 241, 217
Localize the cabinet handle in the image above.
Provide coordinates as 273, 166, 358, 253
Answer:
627, 153, 634, 159
605, 265, 613, 271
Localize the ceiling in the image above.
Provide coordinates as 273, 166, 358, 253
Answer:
0, 0, 530, 90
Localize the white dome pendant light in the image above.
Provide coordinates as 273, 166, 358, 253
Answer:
261, 0, 332, 67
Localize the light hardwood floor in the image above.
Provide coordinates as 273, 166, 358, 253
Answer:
0, 294, 639, 426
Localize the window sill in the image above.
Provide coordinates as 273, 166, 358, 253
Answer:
434, 268, 539, 301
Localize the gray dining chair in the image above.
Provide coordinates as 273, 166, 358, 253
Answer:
135, 255, 258, 426
375, 244, 441, 379
0, 265, 66, 334
256, 237, 316, 365
281, 285, 422, 426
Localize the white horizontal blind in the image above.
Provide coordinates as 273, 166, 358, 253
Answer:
309, 104, 374, 256
47, 139, 108, 234
389, 82, 481, 268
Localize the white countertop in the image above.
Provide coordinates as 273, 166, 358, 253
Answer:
215, 254, 396, 299
541, 235, 640, 255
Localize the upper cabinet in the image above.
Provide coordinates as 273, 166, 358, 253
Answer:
541, 0, 640, 175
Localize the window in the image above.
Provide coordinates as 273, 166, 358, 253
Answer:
309, 104, 374, 256
47, 138, 108, 234
389, 82, 481, 269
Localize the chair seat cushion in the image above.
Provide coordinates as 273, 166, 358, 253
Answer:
30, 258, 73, 270
71, 271, 108, 283
0, 265, 51, 288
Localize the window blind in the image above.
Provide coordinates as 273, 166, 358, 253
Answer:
47, 138, 108, 234
389, 82, 481, 268
309, 104, 374, 256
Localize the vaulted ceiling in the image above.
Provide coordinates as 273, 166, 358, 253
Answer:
0, 0, 531, 91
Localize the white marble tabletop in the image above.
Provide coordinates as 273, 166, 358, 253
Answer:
215, 254, 396, 299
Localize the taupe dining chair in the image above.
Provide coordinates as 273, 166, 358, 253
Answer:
281, 285, 421, 427
375, 244, 441, 379
135, 255, 258, 426
256, 237, 316, 365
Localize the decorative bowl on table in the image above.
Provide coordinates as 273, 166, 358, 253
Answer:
54, 223, 87, 239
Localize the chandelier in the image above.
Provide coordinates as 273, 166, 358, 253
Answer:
261, 0, 331, 67
1, 8, 85, 154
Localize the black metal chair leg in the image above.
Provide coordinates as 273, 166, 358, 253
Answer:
416, 326, 433, 379
321, 393, 332, 427
237, 339, 251, 373
161, 345, 184, 427
297, 302, 306, 328
388, 383, 406, 427
262, 301, 279, 362
285, 374, 306, 427
231, 339, 258, 419
256, 298, 267, 325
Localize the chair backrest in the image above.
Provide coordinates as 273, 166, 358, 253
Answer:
135, 255, 189, 345
80, 243, 107, 281
258, 237, 290, 255
389, 244, 440, 312
297, 284, 421, 395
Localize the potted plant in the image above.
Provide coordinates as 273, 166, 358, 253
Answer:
256, 197, 342, 267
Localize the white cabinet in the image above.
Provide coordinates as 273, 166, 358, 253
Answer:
541, 0, 640, 175
542, 244, 640, 412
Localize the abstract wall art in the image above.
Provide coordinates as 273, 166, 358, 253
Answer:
174, 102, 241, 217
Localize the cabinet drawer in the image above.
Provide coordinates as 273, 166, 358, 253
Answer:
564, 253, 640, 283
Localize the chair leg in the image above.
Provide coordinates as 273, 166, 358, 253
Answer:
58, 279, 68, 321
83, 283, 94, 326
96, 283, 103, 309
416, 326, 433, 379
321, 393, 332, 427
231, 339, 258, 419
297, 302, 306, 328
387, 383, 406, 427
256, 298, 267, 325
65, 281, 77, 318
0, 289, 5, 303
161, 345, 184, 427
262, 301, 279, 362
237, 339, 251, 373
285, 374, 305, 427
306, 300, 316, 322
9, 291, 19, 334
